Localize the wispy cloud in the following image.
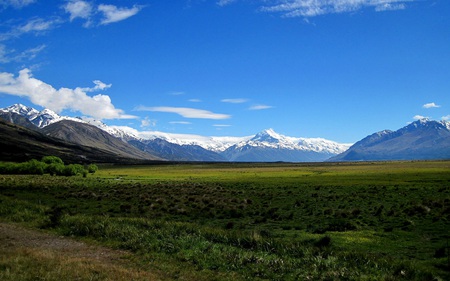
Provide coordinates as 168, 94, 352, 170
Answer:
0, 0, 35, 9
413, 115, 429, 120
0, 18, 60, 41
221, 98, 249, 104
136, 106, 231, 120
230, 0, 416, 18
423, 102, 440, 109
442, 115, 450, 121
18, 17, 59, 34
249, 104, 274, 110
213, 124, 231, 127
217, 0, 237, 7
189, 98, 202, 102
98, 4, 142, 25
63, 0, 93, 26
170, 121, 192, 125
169, 91, 185, 96
0, 68, 136, 120
141, 116, 157, 128
62, 1, 143, 27
0, 44, 45, 63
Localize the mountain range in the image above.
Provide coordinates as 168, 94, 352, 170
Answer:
1, 103, 449, 162
329, 119, 450, 161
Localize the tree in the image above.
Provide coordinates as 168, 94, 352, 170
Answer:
62, 164, 85, 176
87, 164, 98, 174
41, 156, 64, 165
47, 163, 64, 176
21, 159, 45, 175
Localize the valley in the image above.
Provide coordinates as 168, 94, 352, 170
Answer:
1, 161, 449, 280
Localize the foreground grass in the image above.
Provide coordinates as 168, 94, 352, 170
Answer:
1, 161, 449, 280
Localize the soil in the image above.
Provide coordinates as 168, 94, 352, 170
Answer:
0, 222, 128, 261
0, 222, 162, 280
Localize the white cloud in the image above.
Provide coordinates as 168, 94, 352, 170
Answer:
98, 4, 142, 25
136, 106, 231, 120
0, 44, 45, 63
214, 124, 231, 127
63, 1, 93, 22
0, 68, 136, 120
0, 0, 35, 9
217, 0, 237, 7
0, 18, 59, 40
189, 98, 202, 102
221, 98, 248, 103
82, 80, 112, 92
258, 0, 415, 18
413, 115, 429, 120
62, 2, 142, 26
170, 91, 185, 96
18, 18, 59, 34
141, 116, 157, 128
442, 115, 450, 121
169, 121, 192, 125
423, 102, 440, 109
375, 3, 405, 11
249, 104, 274, 110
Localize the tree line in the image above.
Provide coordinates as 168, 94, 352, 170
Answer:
0, 156, 98, 177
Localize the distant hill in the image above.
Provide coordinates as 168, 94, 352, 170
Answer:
41, 120, 160, 161
329, 119, 450, 161
0, 119, 146, 163
0, 112, 38, 131
129, 138, 226, 162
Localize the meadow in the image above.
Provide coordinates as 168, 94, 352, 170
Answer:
1, 161, 449, 280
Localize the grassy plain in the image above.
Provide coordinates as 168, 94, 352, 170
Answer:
1, 160, 449, 280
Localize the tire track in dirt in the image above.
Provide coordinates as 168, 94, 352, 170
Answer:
0, 222, 163, 280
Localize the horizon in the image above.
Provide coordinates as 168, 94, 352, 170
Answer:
0, 1, 449, 143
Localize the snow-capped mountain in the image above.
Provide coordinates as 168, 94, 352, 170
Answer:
232, 128, 350, 154
0, 104, 83, 128
329, 119, 450, 161
222, 129, 351, 162
1, 104, 352, 162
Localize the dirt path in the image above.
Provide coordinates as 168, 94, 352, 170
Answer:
0, 222, 163, 280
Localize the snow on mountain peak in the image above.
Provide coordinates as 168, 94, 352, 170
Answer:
234, 128, 351, 154
1, 103, 39, 117
0, 104, 352, 155
252, 128, 284, 142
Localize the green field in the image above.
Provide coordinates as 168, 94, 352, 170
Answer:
1, 161, 450, 280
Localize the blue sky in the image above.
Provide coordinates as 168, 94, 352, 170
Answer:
0, 0, 449, 143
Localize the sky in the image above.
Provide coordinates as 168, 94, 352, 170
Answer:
0, 0, 449, 143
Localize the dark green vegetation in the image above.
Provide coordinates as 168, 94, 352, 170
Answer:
1, 161, 449, 280
0, 156, 98, 177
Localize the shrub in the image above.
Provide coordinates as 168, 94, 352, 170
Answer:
41, 156, 64, 165
21, 159, 45, 175
87, 164, 99, 174
46, 163, 64, 176
62, 164, 86, 176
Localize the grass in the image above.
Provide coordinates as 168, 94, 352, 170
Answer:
1, 160, 449, 280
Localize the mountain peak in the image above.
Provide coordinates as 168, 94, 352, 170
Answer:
405, 119, 450, 132
1, 103, 39, 117
252, 128, 284, 143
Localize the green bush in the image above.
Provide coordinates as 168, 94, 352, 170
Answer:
41, 156, 64, 165
20, 159, 46, 175
0, 156, 97, 177
87, 164, 98, 174
62, 164, 86, 176
46, 163, 64, 176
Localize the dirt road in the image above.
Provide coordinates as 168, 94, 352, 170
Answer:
0, 222, 162, 280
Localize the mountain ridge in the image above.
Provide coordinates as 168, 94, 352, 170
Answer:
329, 119, 450, 161
1, 104, 351, 162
